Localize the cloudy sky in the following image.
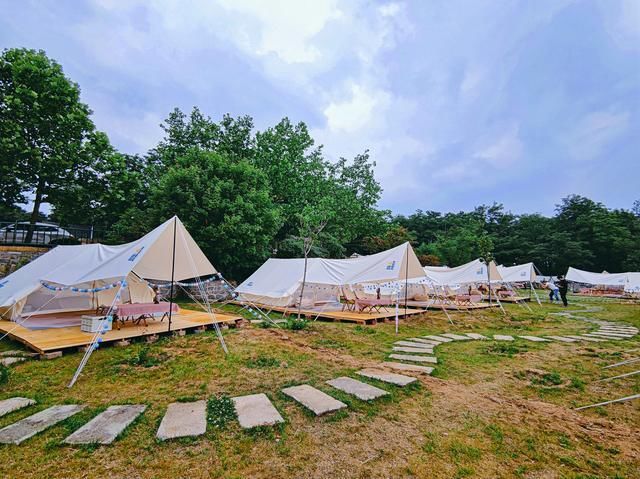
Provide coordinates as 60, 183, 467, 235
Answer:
1, 0, 639, 215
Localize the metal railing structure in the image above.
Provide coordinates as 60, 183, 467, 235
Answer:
0, 220, 107, 247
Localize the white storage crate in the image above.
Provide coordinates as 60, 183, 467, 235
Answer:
81, 315, 112, 333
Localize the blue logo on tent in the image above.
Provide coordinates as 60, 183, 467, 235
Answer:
476, 267, 484, 275
386, 261, 396, 271
0, 280, 8, 288
128, 246, 145, 262
247, 282, 254, 287
520, 271, 526, 277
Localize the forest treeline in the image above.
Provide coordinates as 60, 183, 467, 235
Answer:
2, 48, 639, 280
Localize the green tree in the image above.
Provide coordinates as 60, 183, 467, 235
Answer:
147, 149, 281, 279
0, 48, 95, 239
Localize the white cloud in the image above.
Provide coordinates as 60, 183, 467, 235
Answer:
567, 111, 630, 161
323, 84, 389, 133
474, 125, 523, 168
217, 0, 342, 63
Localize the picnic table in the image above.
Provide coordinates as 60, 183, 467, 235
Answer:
114, 302, 180, 329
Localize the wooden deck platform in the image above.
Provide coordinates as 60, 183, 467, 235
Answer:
241, 303, 426, 325
0, 309, 242, 355
404, 300, 500, 311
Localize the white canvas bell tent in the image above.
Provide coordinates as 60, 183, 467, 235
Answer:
566, 267, 640, 293
235, 242, 424, 307
421, 258, 503, 287
497, 263, 537, 284
0, 216, 216, 322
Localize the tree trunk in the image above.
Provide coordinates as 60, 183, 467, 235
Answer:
25, 178, 45, 243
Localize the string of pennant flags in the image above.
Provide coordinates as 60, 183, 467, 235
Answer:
40, 280, 128, 293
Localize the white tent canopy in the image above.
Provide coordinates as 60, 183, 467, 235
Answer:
0, 216, 216, 320
235, 242, 424, 307
497, 263, 537, 284
566, 267, 640, 293
420, 259, 503, 287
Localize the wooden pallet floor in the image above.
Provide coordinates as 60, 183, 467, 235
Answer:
242, 304, 426, 325
0, 309, 242, 354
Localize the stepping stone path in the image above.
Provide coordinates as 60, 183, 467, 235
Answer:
394, 340, 434, 350
393, 346, 434, 354
592, 332, 635, 338
65, 405, 146, 445
327, 377, 388, 400
157, 401, 207, 440
357, 369, 417, 386
518, 336, 550, 342
0, 405, 84, 445
282, 385, 346, 416
493, 335, 515, 341
546, 336, 577, 343
232, 393, 284, 429
423, 335, 453, 342
441, 333, 472, 341
389, 353, 438, 364
0, 397, 35, 418
383, 362, 433, 375
465, 333, 488, 340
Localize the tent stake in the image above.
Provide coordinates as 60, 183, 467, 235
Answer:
575, 393, 640, 410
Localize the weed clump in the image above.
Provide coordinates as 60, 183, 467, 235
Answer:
245, 355, 280, 369
207, 395, 237, 430
126, 346, 165, 367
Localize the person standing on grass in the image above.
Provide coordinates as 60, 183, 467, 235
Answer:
547, 277, 560, 303
557, 275, 569, 307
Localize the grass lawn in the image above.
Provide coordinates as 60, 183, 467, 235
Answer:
0, 295, 638, 478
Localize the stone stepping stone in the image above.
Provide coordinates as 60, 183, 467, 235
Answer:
565, 335, 605, 342
0, 405, 84, 445
0, 357, 25, 367
357, 369, 416, 386
232, 393, 284, 429
282, 385, 346, 416
389, 353, 438, 364
518, 336, 550, 342
392, 346, 434, 354
600, 328, 637, 333
406, 338, 441, 346
441, 333, 472, 341
594, 331, 635, 338
465, 333, 488, 340
326, 377, 388, 401
588, 332, 627, 339
65, 405, 146, 445
394, 340, 434, 350
0, 350, 38, 358
422, 335, 454, 342
383, 362, 433, 375
157, 401, 206, 440
493, 335, 515, 341
0, 398, 36, 418
583, 333, 620, 340
545, 336, 577, 343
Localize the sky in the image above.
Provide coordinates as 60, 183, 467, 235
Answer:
1, 0, 639, 216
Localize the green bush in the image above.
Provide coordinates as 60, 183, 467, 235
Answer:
126, 346, 163, 367
285, 317, 308, 330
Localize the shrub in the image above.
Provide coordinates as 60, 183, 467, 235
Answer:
126, 346, 163, 367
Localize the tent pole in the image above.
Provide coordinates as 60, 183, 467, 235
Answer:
404, 245, 409, 318
168, 217, 177, 333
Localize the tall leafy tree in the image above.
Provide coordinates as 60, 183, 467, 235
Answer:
0, 48, 95, 239
146, 149, 281, 279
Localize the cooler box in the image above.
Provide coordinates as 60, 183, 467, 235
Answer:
81, 315, 112, 333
